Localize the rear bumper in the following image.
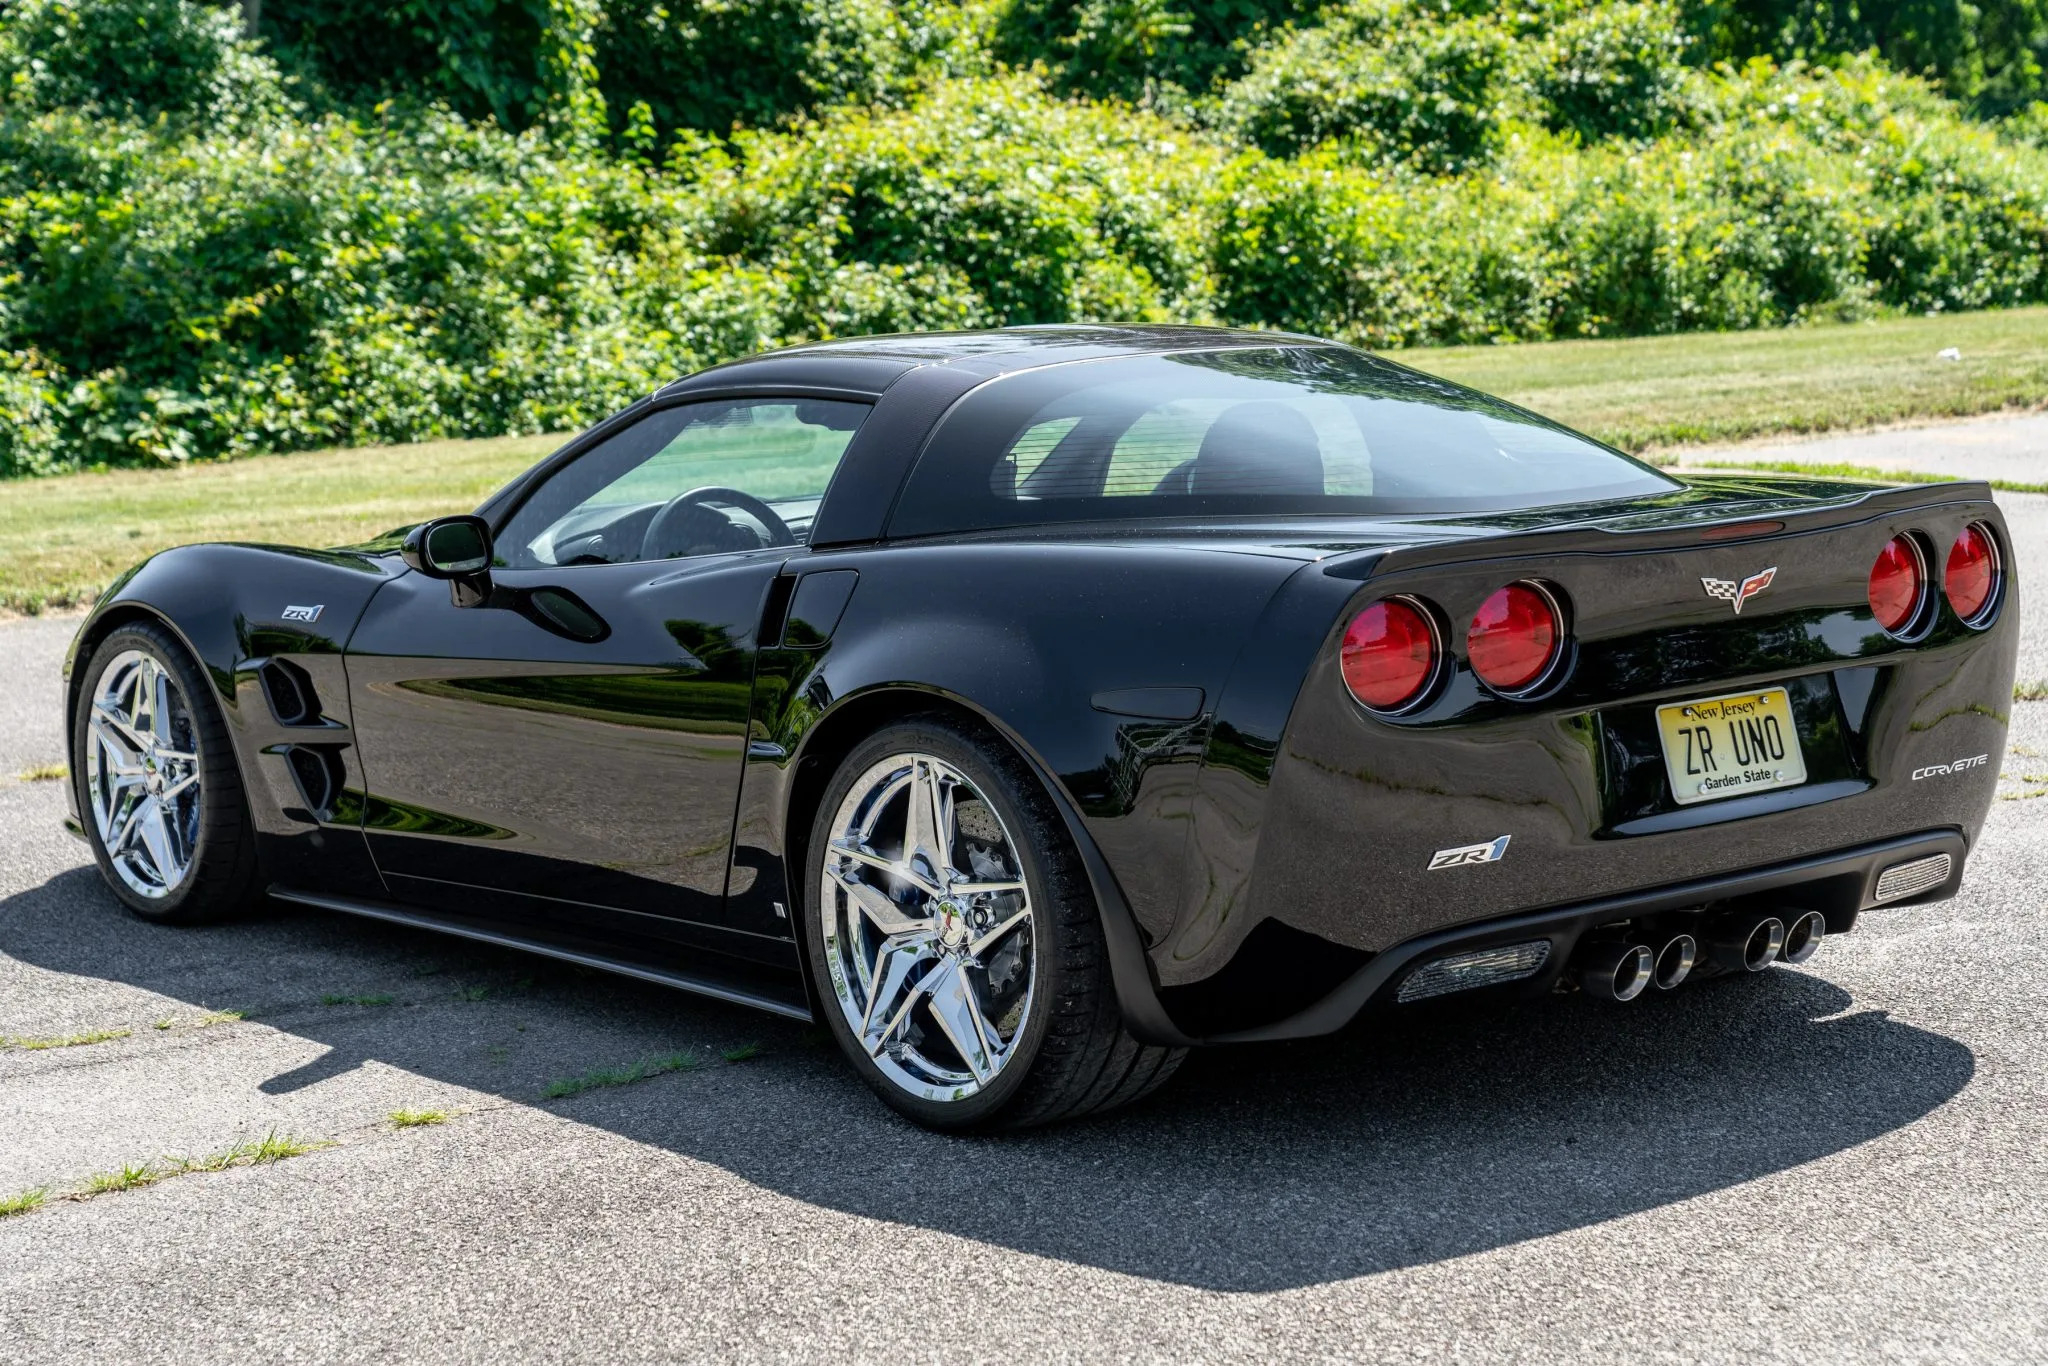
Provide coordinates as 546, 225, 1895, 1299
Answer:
1198, 827, 1966, 1044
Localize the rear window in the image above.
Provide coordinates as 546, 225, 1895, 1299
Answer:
888, 347, 1677, 535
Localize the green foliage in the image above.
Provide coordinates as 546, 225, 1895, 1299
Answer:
995, 0, 1316, 99
0, 0, 277, 124
1, 0, 2047, 475
1213, 59, 2048, 345
1212, 152, 1554, 346
1534, 1, 1697, 138
261, 0, 602, 134
1222, 2, 1514, 167
594, 0, 988, 138
699, 74, 1225, 328
1680, 0, 2048, 113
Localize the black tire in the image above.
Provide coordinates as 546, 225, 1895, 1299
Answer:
803, 714, 1184, 1131
71, 620, 262, 925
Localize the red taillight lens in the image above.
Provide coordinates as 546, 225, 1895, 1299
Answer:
1342, 598, 1438, 711
1867, 535, 1926, 635
1944, 523, 1998, 625
1468, 582, 1562, 693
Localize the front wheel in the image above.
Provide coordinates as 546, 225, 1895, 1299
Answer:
804, 717, 1183, 1130
72, 620, 261, 924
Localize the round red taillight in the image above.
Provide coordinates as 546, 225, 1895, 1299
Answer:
1468, 582, 1564, 694
1867, 535, 1927, 635
1944, 522, 1999, 625
1342, 598, 1439, 711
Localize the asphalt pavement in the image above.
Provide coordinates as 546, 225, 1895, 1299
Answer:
3, 420, 2047, 1362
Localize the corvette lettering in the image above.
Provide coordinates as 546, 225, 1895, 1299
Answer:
1700, 566, 1777, 614
1428, 835, 1510, 870
1912, 754, 1989, 780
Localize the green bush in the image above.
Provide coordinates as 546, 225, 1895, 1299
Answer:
2, 0, 2047, 475
1679, 0, 2048, 115
1221, 2, 1514, 168
0, 350, 68, 478
995, 0, 1317, 100
1211, 149, 1555, 345
593, 0, 991, 139
259, 0, 600, 133
693, 75, 1227, 327
0, 0, 278, 124
1532, 1, 1696, 139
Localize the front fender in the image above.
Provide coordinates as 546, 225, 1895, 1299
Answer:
63, 542, 407, 894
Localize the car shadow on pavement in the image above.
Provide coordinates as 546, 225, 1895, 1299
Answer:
3, 868, 1974, 1293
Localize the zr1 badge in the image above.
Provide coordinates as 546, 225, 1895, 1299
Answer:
281, 604, 324, 623
1428, 835, 1510, 871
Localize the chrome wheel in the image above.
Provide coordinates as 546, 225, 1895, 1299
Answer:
818, 753, 1036, 1103
84, 649, 203, 899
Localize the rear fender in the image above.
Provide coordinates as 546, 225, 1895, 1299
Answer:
732, 540, 1316, 1044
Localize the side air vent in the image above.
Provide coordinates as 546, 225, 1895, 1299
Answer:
283, 744, 345, 819
260, 659, 321, 726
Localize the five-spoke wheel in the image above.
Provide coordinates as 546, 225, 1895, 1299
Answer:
806, 718, 1184, 1129
83, 648, 204, 899
819, 752, 1038, 1102
72, 622, 260, 923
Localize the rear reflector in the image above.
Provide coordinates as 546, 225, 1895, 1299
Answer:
1867, 534, 1927, 636
1468, 582, 1564, 694
1874, 853, 1952, 903
1396, 941, 1551, 1002
1944, 522, 2000, 626
1342, 597, 1439, 712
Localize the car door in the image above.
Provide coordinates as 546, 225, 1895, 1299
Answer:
343, 395, 869, 964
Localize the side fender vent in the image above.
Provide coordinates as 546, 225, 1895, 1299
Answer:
282, 744, 345, 820
261, 659, 321, 726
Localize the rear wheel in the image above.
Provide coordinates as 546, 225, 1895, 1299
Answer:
804, 717, 1183, 1130
72, 621, 261, 924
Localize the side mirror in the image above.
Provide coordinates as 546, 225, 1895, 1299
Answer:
402, 515, 494, 606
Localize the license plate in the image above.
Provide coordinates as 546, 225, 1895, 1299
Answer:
1656, 687, 1807, 806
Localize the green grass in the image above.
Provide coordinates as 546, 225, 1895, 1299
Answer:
320, 992, 396, 1007
0, 430, 557, 615
15, 762, 67, 782
720, 1042, 762, 1064
543, 1050, 700, 1100
0, 1188, 47, 1219
1411, 306, 2048, 454
1685, 457, 2048, 495
83, 1161, 161, 1196
3, 1027, 131, 1051
76, 1132, 326, 1201
2017, 681, 2048, 702
389, 1108, 451, 1128
2, 307, 2045, 617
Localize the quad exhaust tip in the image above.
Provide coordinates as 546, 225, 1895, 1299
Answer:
1577, 940, 1654, 1002
1706, 914, 1784, 973
1653, 934, 1696, 990
1780, 910, 1825, 965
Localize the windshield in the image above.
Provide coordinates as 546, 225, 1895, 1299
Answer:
888, 347, 1677, 535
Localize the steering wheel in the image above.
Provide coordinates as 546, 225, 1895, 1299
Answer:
640, 486, 796, 561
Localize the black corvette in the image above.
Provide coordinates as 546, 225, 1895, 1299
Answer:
62, 326, 2017, 1129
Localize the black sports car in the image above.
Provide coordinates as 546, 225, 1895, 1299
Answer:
62, 326, 2017, 1129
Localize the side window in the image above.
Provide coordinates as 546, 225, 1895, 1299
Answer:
497, 398, 869, 569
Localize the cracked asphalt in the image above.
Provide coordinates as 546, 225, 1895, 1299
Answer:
4, 419, 2048, 1363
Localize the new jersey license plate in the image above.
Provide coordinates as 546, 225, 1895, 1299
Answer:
1655, 687, 1807, 806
